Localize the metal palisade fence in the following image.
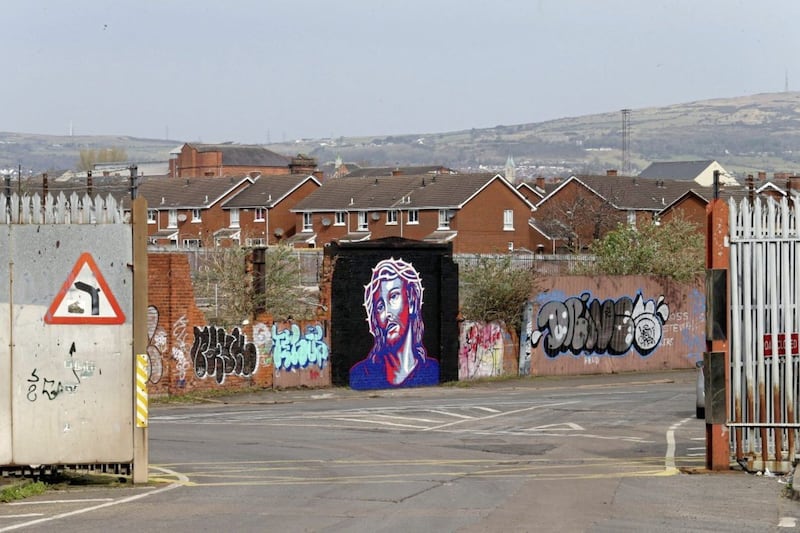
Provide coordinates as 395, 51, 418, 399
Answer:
728, 194, 800, 471
1, 191, 126, 225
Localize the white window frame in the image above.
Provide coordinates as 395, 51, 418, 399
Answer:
147, 209, 157, 224
438, 209, 450, 230
503, 209, 514, 231
386, 209, 398, 225
302, 212, 313, 232
191, 208, 202, 223
254, 207, 265, 221
167, 209, 178, 228
357, 211, 368, 231
229, 208, 240, 228
335, 211, 346, 226
407, 209, 419, 225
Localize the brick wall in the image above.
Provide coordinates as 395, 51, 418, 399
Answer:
146, 253, 274, 395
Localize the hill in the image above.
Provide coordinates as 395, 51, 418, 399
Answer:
3, 91, 800, 179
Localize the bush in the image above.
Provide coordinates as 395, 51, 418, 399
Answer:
459, 255, 538, 334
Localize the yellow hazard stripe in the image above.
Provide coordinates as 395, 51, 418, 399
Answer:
136, 353, 149, 428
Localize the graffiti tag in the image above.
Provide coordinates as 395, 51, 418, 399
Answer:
191, 325, 258, 384
172, 315, 190, 387
530, 292, 670, 358
272, 322, 329, 371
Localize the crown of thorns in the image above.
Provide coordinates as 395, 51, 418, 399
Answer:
363, 258, 424, 335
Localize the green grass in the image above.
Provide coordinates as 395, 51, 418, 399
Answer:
0, 481, 48, 502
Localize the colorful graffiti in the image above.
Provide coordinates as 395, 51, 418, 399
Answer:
190, 325, 258, 384
146, 306, 166, 383
459, 321, 504, 379
171, 315, 191, 388
253, 322, 273, 368
350, 257, 439, 390
530, 292, 670, 358
272, 322, 329, 371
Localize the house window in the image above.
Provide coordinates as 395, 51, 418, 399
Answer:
167, 209, 178, 228
627, 210, 636, 227
503, 209, 514, 230
183, 238, 202, 248
229, 208, 240, 228
303, 212, 313, 232
438, 209, 450, 229
191, 208, 201, 222
335, 211, 346, 226
357, 211, 368, 231
407, 209, 419, 224
147, 210, 157, 224
386, 209, 398, 225
254, 207, 265, 221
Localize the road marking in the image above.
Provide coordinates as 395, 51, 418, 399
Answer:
472, 406, 500, 413
427, 409, 475, 419
9, 498, 114, 506
424, 400, 580, 431
1, 514, 42, 519
778, 517, 797, 527
0, 467, 187, 533
528, 422, 584, 431
665, 417, 693, 473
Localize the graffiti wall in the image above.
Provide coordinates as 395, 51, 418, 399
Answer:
459, 321, 518, 380
326, 238, 459, 390
521, 276, 704, 376
147, 253, 332, 396
269, 319, 331, 389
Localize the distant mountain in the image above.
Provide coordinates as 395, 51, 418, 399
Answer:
4, 92, 800, 179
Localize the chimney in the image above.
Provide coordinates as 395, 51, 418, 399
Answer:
746, 174, 755, 203
606, 169, 618, 176
758, 171, 767, 181
392, 169, 403, 176
535, 176, 545, 190
312, 170, 324, 181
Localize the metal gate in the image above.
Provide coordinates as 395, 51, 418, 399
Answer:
1, 191, 136, 473
728, 194, 800, 472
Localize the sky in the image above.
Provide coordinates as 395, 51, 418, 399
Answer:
3, 0, 800, 144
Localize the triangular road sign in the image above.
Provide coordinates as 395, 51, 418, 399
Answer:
44, 252, 126, 325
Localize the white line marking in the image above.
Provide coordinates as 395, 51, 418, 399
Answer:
778, 516, 797, 528
427, 410, 475, 419
472, 406, 501, 413
690, 437, 705, 441
9, 498, 114, 506
0, 467, 187, 532
1, 514, 42, 519
665, 417, 693, 473
330, 417, 427, 429
424, 401, 580, 432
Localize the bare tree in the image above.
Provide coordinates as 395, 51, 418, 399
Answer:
76, 146, 128, 171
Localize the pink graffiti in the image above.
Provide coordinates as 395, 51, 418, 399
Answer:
459, 321, 504, 379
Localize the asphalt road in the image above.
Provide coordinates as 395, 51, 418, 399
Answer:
2, 370, 799, 532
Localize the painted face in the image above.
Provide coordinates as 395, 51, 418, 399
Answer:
374, 277, 410, 346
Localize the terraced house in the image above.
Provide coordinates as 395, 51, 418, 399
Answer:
287, 172, 536, 253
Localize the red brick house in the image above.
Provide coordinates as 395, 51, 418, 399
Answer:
135, 175, 256, 247
220, 173, 322, 246
532, 173, 699, 252
169, 143, 317, 178
288, 173, 535, 253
